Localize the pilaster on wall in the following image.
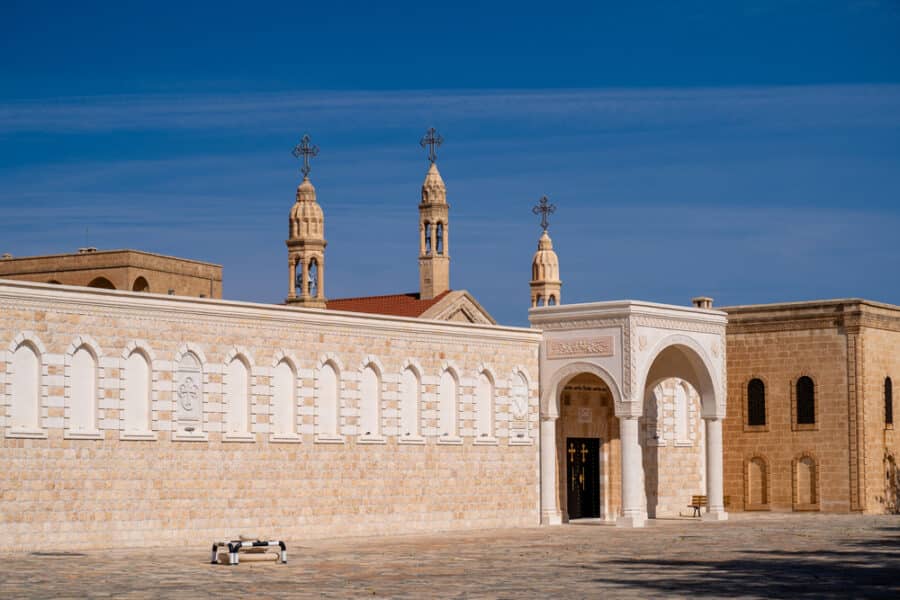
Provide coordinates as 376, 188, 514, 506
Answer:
847, 326, 865, 511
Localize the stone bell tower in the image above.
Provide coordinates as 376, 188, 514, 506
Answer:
286, 134, 327, 308
530, 195, 561, 307
418, 128, 450, 300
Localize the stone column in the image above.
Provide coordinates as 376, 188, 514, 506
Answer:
288, 257, 296, 298
703, 416, 728, 521
540, 417, 562, 525
419, 223, 426, 256
316, 255, 325, 300
443, 223, 449, 256
301, 260, 309, 298
617, 415, 645, 528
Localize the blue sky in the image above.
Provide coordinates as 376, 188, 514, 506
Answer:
2, 1, 899, 325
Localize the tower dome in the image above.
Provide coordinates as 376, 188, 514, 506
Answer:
289, 177, 324, 239
531, 231, 561, 307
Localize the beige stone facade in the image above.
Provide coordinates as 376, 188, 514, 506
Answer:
0, 249, 222, 298
723, 299, 900, 513
0, 279, 540, 551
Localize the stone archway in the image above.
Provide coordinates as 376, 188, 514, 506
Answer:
531, 299, 728, 528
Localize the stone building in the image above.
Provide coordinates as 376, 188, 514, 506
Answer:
1, 130, 896, 554
0, 248, 222, 298
723, 299, 900, 514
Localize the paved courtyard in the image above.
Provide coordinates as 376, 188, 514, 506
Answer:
1, 514, 898, 599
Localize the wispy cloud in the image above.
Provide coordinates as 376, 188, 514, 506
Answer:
2, 85, 899, 135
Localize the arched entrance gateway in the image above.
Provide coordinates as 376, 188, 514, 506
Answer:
531, 300, 728, 527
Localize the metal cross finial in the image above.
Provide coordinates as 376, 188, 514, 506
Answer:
532, 195, 556, 232
292, 134, 319, 178
419, 127, 443, 164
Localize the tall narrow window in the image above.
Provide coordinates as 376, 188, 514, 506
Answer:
399, 367, 420, 438
424, 221, 432, 255
308, 258, 318, 297
70, 346, 98, 433
747, 378, 766, 426
272, 360, 296, 437
124, 351, 151, 433
796, 376, 815, 425
796, 456, 818, 506
317, 362, 339, 437
438, 370, 458, 438
886, 377, 894, 425
475, 372, 493, 439
674, 383, 689, 443
225, 357, 250, 435
436, 222, 444, 255
360, 365, 381, 437
11, 342, 40, 431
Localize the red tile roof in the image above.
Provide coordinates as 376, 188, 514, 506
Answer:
326, 290, 451, 318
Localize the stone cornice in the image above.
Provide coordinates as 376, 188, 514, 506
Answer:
0, 279, 541, 345
725, 299, 900, 335
529, 299, 726, 332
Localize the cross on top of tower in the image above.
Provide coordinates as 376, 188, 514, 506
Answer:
292, 134, 319, 178
532, 195, 556, 232
419, 127, 443, 164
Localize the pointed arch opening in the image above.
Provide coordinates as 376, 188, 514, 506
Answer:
438, 368, 459, 440
69, 345, 99, 435
399, 366, 421, 440
272, 359, 298, 438
10, 341, 41, 432
475, 370, 495, 440
316, 361, 340, 439
359, 363, 382, 438
225, 355, 251, 438
124, 349, 152, 435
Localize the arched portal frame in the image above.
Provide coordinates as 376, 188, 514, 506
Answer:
635, 334, 728, 525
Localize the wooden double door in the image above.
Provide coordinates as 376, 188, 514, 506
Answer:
566, 437, 601, 519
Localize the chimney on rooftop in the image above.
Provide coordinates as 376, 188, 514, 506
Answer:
78, 247, 97, 254
692, 296, 714, 310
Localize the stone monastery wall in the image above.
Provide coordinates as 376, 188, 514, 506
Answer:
0, 280, 541, 551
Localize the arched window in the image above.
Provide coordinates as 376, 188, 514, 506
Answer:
548, 295, 557, 306
475, 371, 494, 439
11, 342, 41, 431
424, 221, 432, 255
532, 263, 539, 280
886, 377, 894, 425
124, 350, 151, 434
674, 383, 689, 443
132, 277, 149, 292
225, 357, 250, 436
87, 277, 115, 289
747, 378, 766, 426
536, 295, 544, 307
796, 376, 815, 425
294, 257, 303, 290
399, 367, 420, 438
436, 222, 444, 255
360, 365, 381, 437
438, 369, 458, 438
308, 258, 318, 297
316, 362, 339, 437
272, 360, 297, 437
70, 346, 98, 434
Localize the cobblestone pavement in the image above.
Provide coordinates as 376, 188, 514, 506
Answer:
1, 514, 898, 599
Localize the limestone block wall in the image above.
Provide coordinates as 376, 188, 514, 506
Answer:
642, 378, 705, 517
0, 280, 540, 551
861, 325, 900, 513
724, 318, 851, 512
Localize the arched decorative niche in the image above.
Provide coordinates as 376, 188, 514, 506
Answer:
6, 332, 47, 438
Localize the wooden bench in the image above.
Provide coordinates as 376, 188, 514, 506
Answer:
688, 495, 707, 517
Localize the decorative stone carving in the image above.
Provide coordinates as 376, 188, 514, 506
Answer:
176, 352, 203, 430
546, 336, 613, 359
